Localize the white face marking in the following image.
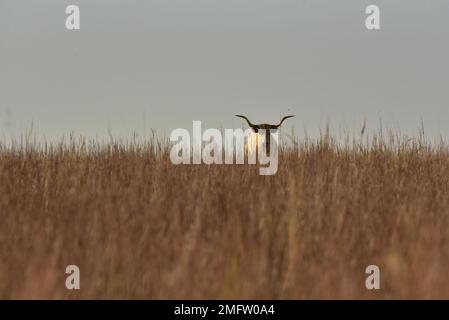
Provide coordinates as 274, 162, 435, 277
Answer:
246, 131, 261, 154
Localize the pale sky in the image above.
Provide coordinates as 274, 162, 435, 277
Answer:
1, 0, 448, 140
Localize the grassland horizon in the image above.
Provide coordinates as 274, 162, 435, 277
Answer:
1, 126, 449, 299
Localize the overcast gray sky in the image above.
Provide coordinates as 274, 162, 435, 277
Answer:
1, 0, 448, 140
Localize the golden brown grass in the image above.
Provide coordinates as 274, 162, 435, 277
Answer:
1, 130, 449, 299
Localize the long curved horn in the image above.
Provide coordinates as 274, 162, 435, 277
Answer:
274, 115, 295, 128
235, 115, 257, 130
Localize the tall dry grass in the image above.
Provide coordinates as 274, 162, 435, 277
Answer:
1, 128, 449, 299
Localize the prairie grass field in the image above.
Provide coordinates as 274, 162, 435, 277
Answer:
1, 130, 449, 299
